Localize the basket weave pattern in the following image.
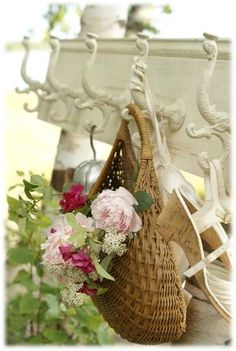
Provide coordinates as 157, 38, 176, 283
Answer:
89, 104, 186, 344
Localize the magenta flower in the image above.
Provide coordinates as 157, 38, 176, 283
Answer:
78, 282, 97, 296
59, 184, 87, 213
59, 243, 74, 262
71, 250, 95, 273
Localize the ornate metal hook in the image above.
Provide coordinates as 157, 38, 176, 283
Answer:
16, 36, 52, 112
130, 32, 169, 163
75, 32, 129, 134
42, 37, 84, 122
131, 33, 186, 133
131, 33, 197, 206
186, 32, 231, 170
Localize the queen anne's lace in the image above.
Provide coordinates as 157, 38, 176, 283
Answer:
64, 265, 86, 283
60, 282, 84, 306
102, 228, 127, 256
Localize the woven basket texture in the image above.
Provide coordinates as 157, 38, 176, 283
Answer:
88, 104, 186, 344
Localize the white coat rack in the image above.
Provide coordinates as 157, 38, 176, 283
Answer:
16, 32, 231, 185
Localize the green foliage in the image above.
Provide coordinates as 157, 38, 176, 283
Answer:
133, 191, 154, 212
91, 254, 115, 281
162, 4, 172, 14
43, 4, 81, 41
6, 172, 115, 345
126, 4, 172, 36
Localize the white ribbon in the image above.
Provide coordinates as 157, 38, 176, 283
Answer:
184, 240, 231, 278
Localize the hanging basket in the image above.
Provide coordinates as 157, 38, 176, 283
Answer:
88, 104, 186, 344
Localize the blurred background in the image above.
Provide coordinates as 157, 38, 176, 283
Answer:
3, 0, 233, 346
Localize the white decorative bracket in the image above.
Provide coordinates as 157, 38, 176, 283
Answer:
130, 33, 198, 206
186, 32, 231, 224
42, 37, 86, 123
74, 32, 130, 133
16, 36, 52, 112
131, 33, 186, 133
186, 32, 231, 171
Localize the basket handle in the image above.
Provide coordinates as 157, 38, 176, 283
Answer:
126, 103, 153, 160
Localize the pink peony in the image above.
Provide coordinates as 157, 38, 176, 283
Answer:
78, 282, 97, 296
75, 212, 94, 232
59, 184, 87, 213
91, 187, 142, 235
41, 216, 74, 265
71, 250, 95, 273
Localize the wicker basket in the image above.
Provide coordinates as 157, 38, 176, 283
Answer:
88, 104, 186, 344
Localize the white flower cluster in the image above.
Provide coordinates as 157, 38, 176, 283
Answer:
88, 271, 99, 281
60, 282, 84, 307
64, 265, 86, 283
102, 227, 127, 256
46, 264, 64, 276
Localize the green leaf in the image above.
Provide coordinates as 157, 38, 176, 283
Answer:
14, 270, 37, 291
37, 214, 52, 228
59, 302, 67, 312
18, 217, 26, 233
46, 198, 60, 208
16, 170, 24, 176
97, 322, 115, 345
30, 174, 48, 186
43, 187, 53, 202
40, 283, 59, 295
65, 212, 78, 230
91, 254, 115, 281
86, 279, 108, 295
44, 294, 60, 319
8, 246, 34, 265
68, 231, 86, 248
19, 293, 39, 314
96, 287, 109, 295
23, 179, 38, 190
34, 186, 53, 202
36, 263, 44, 277
76, 303, 102, 332
162, 4, 172, 14
43, 329, 68, 344
14, 270, 30, 282
88, 237, 101, 253
7, 196, 20, 210
24, 187, 36, 200
25, 335, 46, 344
133, 191, 154, 212
100, 254, 114, 272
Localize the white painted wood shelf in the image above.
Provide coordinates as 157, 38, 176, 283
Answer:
37, 37, 231, 185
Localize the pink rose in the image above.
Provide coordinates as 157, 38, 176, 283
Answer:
71, 250, 95, 273
75, 212, 94, 232
59, 184, 87, 213
91, 187, 142, 235
41, 216, 73, 265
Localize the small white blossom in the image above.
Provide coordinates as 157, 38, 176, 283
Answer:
46, 264, 65, 276
102, 227, 127, 256
60, 282, 84, 306
64, 265, 86, 284
88, 271, 99, 281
